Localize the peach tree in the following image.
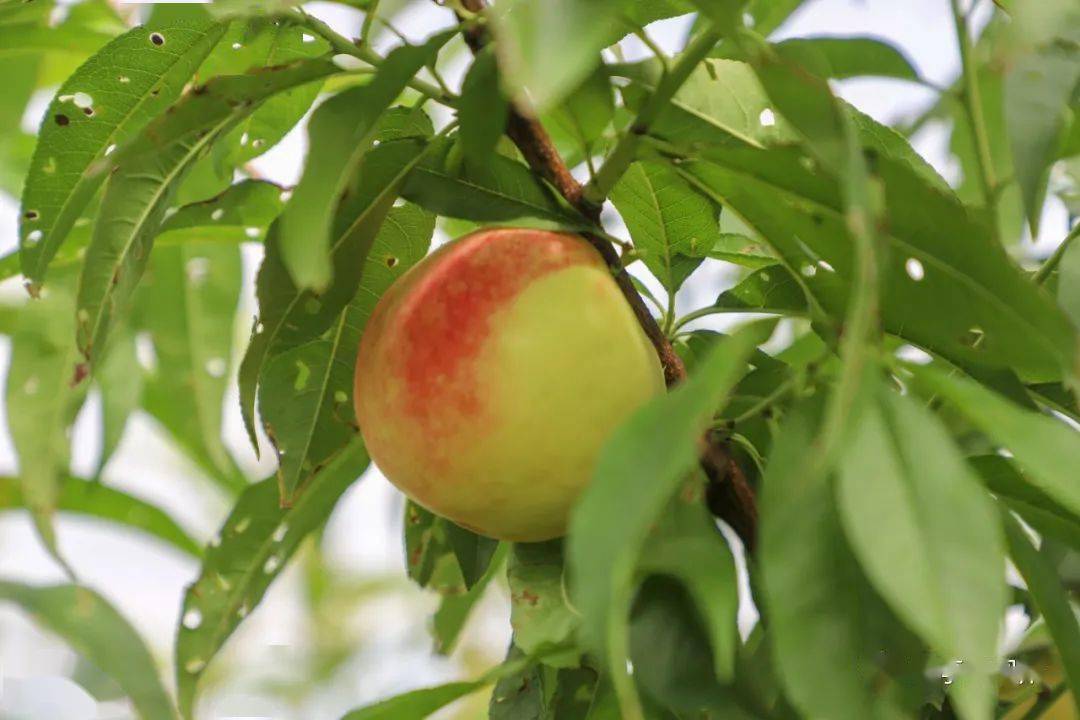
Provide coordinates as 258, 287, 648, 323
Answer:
1, 0, 1080, 718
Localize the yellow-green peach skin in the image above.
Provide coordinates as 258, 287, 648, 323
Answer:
354, 228, 665, 541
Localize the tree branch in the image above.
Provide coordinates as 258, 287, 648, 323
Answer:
449, 0, 758, 550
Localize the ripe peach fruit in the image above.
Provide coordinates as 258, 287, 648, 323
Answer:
354, 228, 664, 541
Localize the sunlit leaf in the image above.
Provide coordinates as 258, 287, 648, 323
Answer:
75, 58, 338, 366
610, 161, 717, 292
277, 31, 451, 290
0, 582, 176, 720
159, 179, 286, 238
19, 19, 227, 285
175, 438, 368, 718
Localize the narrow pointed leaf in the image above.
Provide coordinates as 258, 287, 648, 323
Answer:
459, 47, 508, 163
139, 241, 244, 489
19, 19, 226, 284
909, 364, 1080, 520
773, 36, 919, 80
94, 329, 142, 477
278, 31, 451, 290
837, 389, 1005, 719
568, 321, 771, 714
239, 126, 436, 449
0, 476, 201, 558
175, 438, 368, 718
0, 582, 176, 720
1003, 512, 1080, 710
75, 59, 337, 365
158, 179, 286, 239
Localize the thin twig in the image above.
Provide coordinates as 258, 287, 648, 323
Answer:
1033, 221, 1080, 285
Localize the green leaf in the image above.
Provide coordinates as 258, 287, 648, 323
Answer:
19, 19, 226, 284
0, 475, 201, 558
175, 438, 368, 718
543, 65, 615, 162
342, 653, 546, 720
240, 123, 436, 450
139, 241, 244, 490
909, 365, 1080, 521
567, 321, 771, 716
0, 23, 114, 58
0, 582, 176, 720
459, 46, 509, 163
5, 277, 83, 556
688, 0, 748, 31
610, 161, 718, 292
629, 576, 755, 719
492, 0, 621, 113
837, 388, 1005, 720
75, 58, 338, 366
94, 329, 142, 477
431, 543, 508, 654
1005, 7, 1080, 236
158, 179, 286, 238
760, 404, 925, 720
1060, 236, 1080, 329
277, 32, 450, 290
773, 36, 919, 81
637, 490, 739, 683
970, 455, 1080, 552
402, 137, 581, 225
507, 541, 579, 665
712, 265, 807, 315
1002, 512, 1080, 709
681, 140, 1077, 382
209, 18, 329, 171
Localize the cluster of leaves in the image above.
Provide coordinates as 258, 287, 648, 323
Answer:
1, 0, 1079, 718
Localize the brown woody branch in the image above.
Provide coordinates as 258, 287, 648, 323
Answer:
449, 0, 757, 551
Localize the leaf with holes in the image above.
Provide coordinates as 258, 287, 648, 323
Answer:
139, 240, 245, 492
0, 582, 176, 720
175, 438, 368, 718
567, 321, 771, 715
74, 58, 338, 366
210, 18, 330, 171
19, 19, 226, 285
713, 264, 807, 315
259, 202, 436, 498
679, 141, 1077, 382
278, 31, 451, 290
5, 276, 84, 557
239, 121, 436, 450
0, 475, 201, 558
158, 179, 286, 241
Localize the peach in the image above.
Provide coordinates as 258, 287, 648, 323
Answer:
354, 228, 664, 541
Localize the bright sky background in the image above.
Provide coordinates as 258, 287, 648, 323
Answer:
0, 1, 1068, 718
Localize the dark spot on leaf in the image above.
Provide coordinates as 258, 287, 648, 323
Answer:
811, 213, 824, 225
150, 32, 165, 46
862, 147, 879, 171
23, 210, 38, 220
83, 107, 94, 117
54, 114, 70, 126
70, 363, 89, 387
385, 256, 399, 268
